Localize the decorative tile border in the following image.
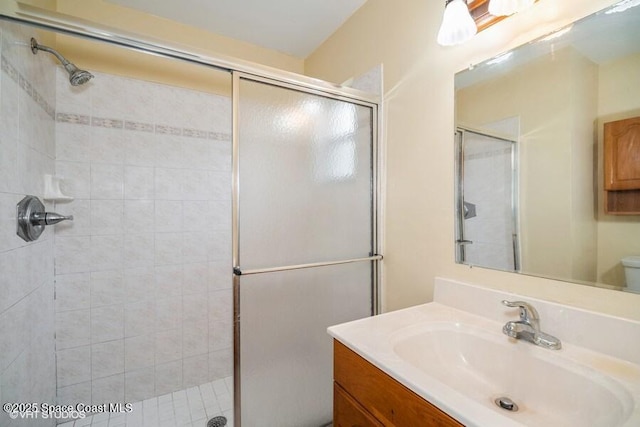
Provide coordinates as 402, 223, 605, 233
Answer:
91, 117, 123, 129
0, 54, 19, 82
125, 120, 154, 133
1, 54, 56, 119
155, 124, 182, 136
57, 113, 90, 125
183, 128, 209, 139
18, 74, 34, 98
210, 132, 231, 141
56, 110, 231, 141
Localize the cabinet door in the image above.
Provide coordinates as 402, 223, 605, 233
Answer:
334, 341, 464, 427
604, 116, 640, 190
334, 383, 383, 427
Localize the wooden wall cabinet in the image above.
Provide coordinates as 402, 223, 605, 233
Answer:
333, 340, 464, 427
604, 116, 640, 214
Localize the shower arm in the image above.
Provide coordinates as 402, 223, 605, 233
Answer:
31, 38, 74, 69
31, 39, 67, 64
30, 37, 93, 86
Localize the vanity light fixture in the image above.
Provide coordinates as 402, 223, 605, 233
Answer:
437, 0, 537, 46
437, 0, 477, 46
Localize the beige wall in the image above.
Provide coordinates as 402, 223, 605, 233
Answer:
305, 0, 640, 319
596, 53, 640, 286
55, 0, 303, 71
569, 51, 600, 284
456, 48, 598, 283
16, 0, 55, 9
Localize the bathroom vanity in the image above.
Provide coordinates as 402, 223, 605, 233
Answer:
333, 340, 462, 426
329, 278, 640, 427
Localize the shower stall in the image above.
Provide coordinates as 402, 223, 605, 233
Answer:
455, 128, 519, 272
0, 6, 380, 427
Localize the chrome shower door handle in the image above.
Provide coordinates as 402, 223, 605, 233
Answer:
16, 195, 74, 242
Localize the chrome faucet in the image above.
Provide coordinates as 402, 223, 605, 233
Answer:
501, 300, 562, 350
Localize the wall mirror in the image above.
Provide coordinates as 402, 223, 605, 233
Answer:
454, 0, 640, 293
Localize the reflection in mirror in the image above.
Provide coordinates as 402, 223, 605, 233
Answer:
454, 0, 640, 293
455, 129, 519, 272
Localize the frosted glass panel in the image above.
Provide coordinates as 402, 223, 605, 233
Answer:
239, 262, 372, 427
238, 78, 373, 269
461, 132, 517, 271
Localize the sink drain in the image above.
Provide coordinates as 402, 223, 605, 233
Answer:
495, 397, 519, 412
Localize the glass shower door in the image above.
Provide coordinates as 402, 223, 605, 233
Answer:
456, 129, 519, 271
233, 74, 378, 426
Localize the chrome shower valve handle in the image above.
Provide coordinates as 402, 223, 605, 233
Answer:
16, 195, 74, 242
31, 211, 74, 226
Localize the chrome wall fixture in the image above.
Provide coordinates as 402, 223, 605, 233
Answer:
16, 195, 73, 242
437, 0, 535, 46
30, 37, 94, 86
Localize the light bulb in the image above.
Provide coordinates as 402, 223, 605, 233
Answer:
488, 0, 535, 16
437, 0, 478, 46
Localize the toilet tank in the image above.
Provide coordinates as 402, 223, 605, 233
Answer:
622, 256, 640, 292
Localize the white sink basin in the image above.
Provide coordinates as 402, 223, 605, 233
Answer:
392, 322, 634, 427
328, 282, 640, 427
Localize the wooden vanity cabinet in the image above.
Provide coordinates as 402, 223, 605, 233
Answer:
333, 340, 464, 427
604, 116, 640, 214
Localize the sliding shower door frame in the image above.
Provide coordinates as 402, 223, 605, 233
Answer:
231, 71, 381, 427
0, 4, 379, 105
455, 127, 520, 272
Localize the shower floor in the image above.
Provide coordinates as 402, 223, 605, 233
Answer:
58, 377, 233, 427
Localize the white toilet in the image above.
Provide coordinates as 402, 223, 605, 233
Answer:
622, 256, 640, 293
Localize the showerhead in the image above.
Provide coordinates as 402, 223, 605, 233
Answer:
64, 63, 94, 86
30, 38, 94, 86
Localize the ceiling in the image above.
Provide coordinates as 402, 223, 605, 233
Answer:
105, 0, 367, 58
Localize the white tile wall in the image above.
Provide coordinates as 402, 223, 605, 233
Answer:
0, 21, 57, 427
54, 69, 233, 407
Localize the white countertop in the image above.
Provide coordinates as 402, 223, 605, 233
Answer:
328, 278, 640, 427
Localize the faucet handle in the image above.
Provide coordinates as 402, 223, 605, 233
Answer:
502, 300, 540, 321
